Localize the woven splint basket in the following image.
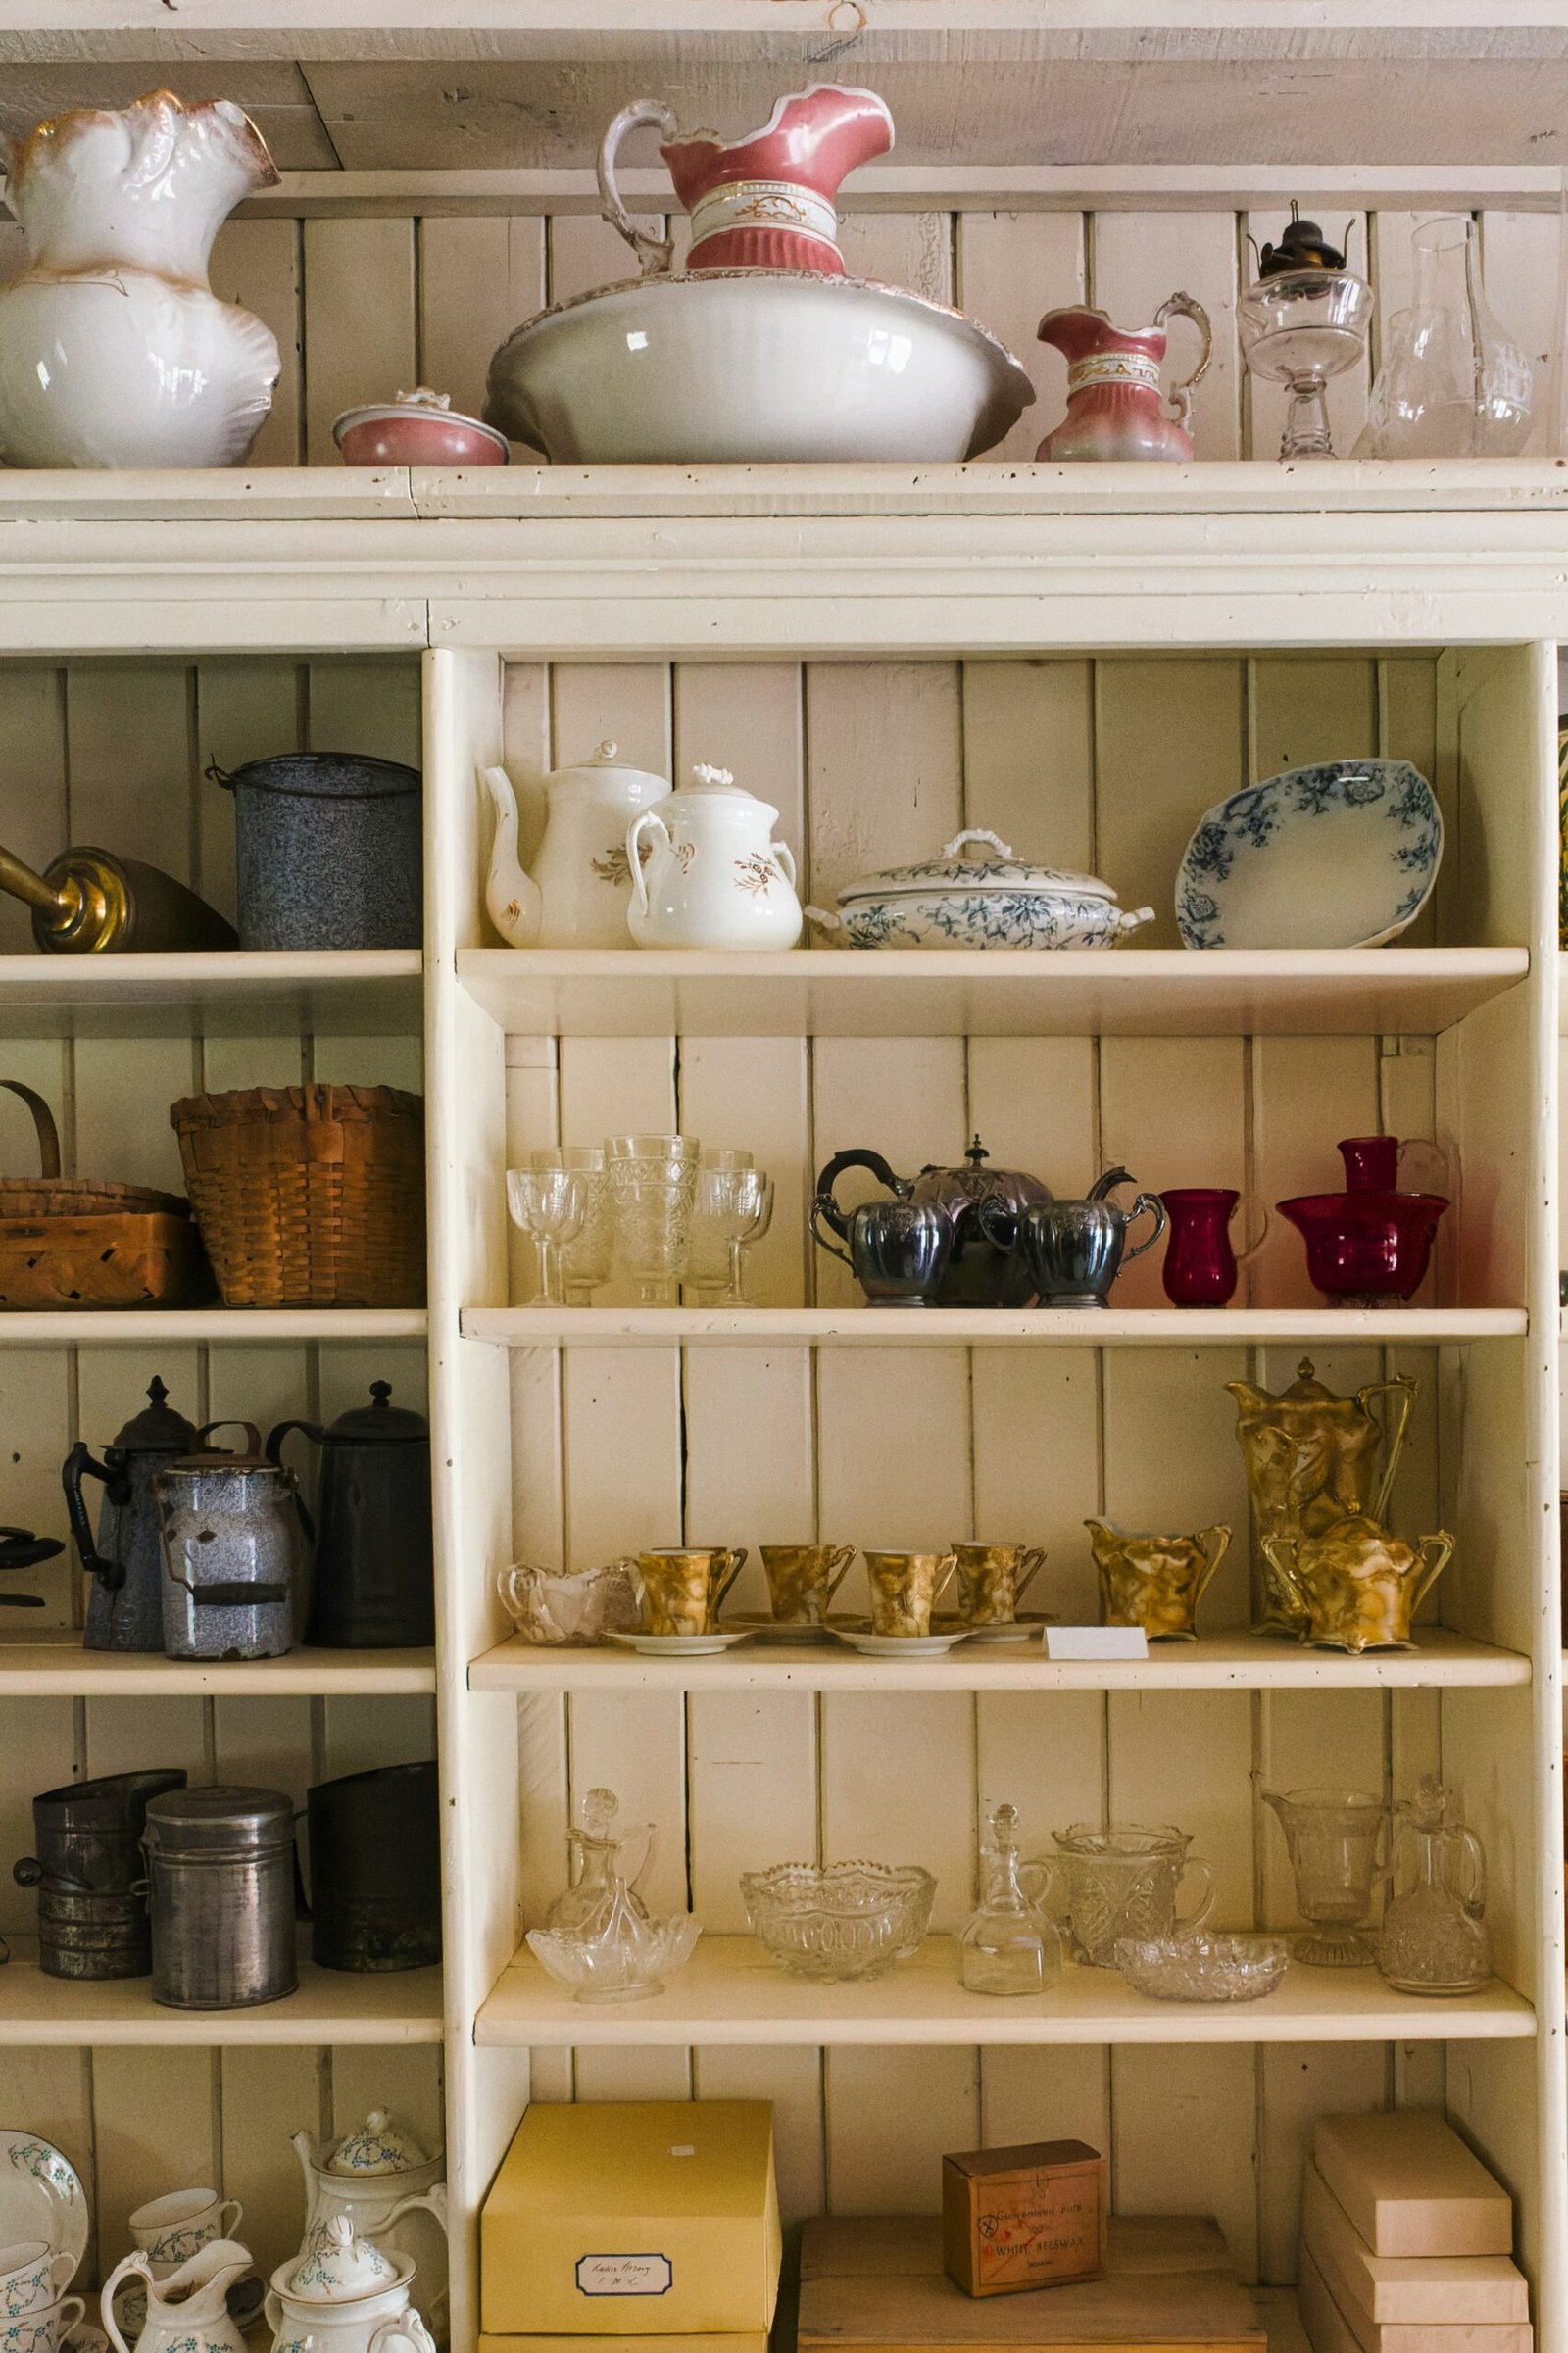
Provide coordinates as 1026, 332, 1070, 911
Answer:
0, 1079, 206, 1310
170, 1084, 426, 1309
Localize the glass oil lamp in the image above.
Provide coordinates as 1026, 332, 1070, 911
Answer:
1239, 208, 1372, 461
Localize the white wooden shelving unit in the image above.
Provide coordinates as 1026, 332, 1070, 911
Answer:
2, 23, 1568, 2343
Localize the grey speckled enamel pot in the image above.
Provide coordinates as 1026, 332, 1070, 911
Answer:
209, 752, 422, 950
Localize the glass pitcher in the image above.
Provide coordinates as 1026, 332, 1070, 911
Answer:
1378, 1777, 1491, 1997
1262, 1787, 1385, 1966
1042, 1823, 1215, 1969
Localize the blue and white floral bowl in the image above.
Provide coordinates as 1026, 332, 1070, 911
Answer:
808, 827, 1154, 951
1175, 760, 1443, 951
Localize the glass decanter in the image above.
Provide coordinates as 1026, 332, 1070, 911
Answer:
957, 1802, 1063, 1996
525, 1787, 701, 2002
1378, 1776, 1491, 1997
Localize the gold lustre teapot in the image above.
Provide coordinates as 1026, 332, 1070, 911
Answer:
1226, 1357, 1415, 1635
1260, 1514, 1453, 1654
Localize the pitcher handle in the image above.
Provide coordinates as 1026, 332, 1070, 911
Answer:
1363, 1376, 1418, 1525
1154, 291, 1213, 432
1411, 1529, 1455, 1615
597, 99, 678, 275
626, 810, 667, 919
220, 2197, 244, 2238
1121, 1193, 1168, 1265
101, 2256, 154, 2353
824, 1544, 858, 1603
1237, 1198, 1272, 1267
773, 843, 798, 890
1013, 1546, 1047, 1603
1194, 1525, 1231, 1604
1174, 1855, 1216, 1935
383, 2181, 450, 2236
1451, 1822, 1488, 1918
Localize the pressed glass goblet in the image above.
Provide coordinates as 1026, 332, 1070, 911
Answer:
687, 1164, 771, 1304
606, 1135, 701, 1306
684, 1151, 756, 1300
530, 1146, 613, 1305
507, 1167, 586, 1305
720, 1170, 774, 1304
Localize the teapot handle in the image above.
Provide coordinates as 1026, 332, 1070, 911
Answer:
626, 810, 668, 918
773, 843, 798, 890
808, 1199, 855, 1270
63, 1441, 132, 1592
101, 2254, 155, 2353
598, 99, 678, 276
382, 2181, 450, 2237
1120, 1192, 1168, 1265
1361, 1377, 1418, 1525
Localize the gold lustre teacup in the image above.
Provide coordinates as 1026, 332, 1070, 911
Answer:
863, 1548, 957, 1638
953, 1541, 1046, 1626
760, 1544, 857, 1627
633, 1545, 747, 1635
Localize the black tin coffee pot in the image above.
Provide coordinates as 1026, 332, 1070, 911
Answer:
65, 1377, 197, 1652
267, 1382, 435, 1648
811, 1135, 1051, 1307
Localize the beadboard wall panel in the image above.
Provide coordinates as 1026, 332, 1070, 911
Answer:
0, 652, 437, 2291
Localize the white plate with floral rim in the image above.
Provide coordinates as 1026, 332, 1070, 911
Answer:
607, 1629, 754, 1657
0, 2132, 88, 2279
830, 1618, 975, 1658
1175, 760, 1442, 950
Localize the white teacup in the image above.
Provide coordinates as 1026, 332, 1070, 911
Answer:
0, 2249, 74, 2323
0, 2296, 85, 2353
127, 2189, 242, 2272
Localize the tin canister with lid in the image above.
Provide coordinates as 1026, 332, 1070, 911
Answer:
143, 1784, 298, 2009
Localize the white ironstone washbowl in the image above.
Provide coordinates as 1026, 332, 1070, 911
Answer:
484, 270, 1035, 464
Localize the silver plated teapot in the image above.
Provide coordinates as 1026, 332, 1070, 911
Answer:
811, 1135, 1050, 1307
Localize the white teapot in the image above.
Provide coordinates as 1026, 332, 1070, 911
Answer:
266, 2219, 434, 2353
481, 744, 671, 948
290, 2114, 447, 2347
626, 765, 803, 951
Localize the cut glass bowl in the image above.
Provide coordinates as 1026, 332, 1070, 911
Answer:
741, 1861, 936, 1981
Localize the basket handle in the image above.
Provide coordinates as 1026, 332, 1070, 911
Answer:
0, 1080, 62, 1179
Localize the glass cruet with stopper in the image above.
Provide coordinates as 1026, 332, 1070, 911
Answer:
957, 1802, 1063, 1996
1377, 1776, 1491, 1997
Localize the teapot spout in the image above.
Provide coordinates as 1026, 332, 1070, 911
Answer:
479, 765, 542, 947
291, 2125, 326, 2198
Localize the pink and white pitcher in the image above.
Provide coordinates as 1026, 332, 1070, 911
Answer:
598, 84, 895, 275
1035, 296, 1211, 461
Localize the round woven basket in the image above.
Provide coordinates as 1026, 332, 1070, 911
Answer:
170, 1084, 426, 1309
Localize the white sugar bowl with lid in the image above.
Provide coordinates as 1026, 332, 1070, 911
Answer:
806, 829, 1155, 950
266, 2219, 434, 2353
626, 764, 803, 950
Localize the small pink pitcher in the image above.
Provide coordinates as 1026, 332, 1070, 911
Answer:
599, 85, 895, 276
1035, 296, 1211, 461
1159, 1187, 1269, 1307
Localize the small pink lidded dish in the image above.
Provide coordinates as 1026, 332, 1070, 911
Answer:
333, 386, 510, 466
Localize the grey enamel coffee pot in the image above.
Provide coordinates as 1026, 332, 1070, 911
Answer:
64, 1378, 198, 1653
980, 1167, 1166, 1307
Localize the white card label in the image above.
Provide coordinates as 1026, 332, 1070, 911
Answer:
575, 2256, 673, 2297
1045, 1625, 1149, 1661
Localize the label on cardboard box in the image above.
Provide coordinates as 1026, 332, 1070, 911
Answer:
574, 2258, 674, 2298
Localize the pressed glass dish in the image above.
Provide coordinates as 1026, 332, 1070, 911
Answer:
741, 1861, 936, 1981
1112, 1933, 1289, 2003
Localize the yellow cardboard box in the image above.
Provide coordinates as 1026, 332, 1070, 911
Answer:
481, 2102, 781, 2338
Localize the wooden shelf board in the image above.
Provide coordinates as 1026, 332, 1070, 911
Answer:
456, 947, 1526, 1042
0, 1635, 435, 1696
0, 1309, 427, 1345
463, 1305, 1524, 1348
0, 950, 422, 1040
476, 1937, 1535, 2047
468, 1627, 1527, 1694
0, 1936, 442, 2046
